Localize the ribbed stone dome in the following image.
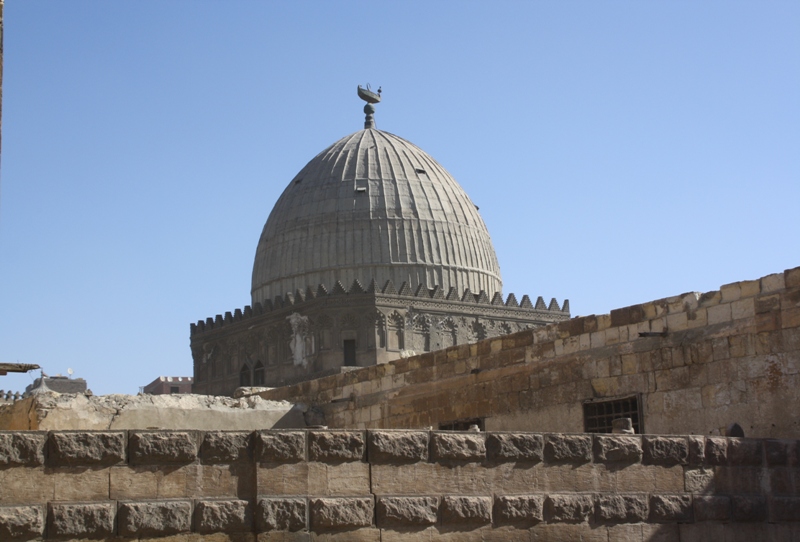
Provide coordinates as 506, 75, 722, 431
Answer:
251, 128, 502, 305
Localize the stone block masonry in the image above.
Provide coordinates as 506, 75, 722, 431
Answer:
0, 429, 798, 540
260, 266, 800, 439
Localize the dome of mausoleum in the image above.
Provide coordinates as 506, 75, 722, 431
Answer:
251, 120, 502, 305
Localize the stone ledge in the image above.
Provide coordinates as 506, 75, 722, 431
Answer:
0, 432, 46, 466
376, 496, 438, 527
643, 436, 688, 466
117, 500, 191, 537
441, 496, 492, 525
129, 431, 197, 465
593, 435, 642, 463
256, 497, 307, 532
544, 434, 592, 463
47, 502, 115, 539
650, 494, 692, 523
545, 494, 593, 523
199, 431, 252, 464
194, 499, 252, 533
254, 431, 305, 463
368, 430, 428, 463
486, 433, 543, 462
47, 431, 126, 467
594, 494, 648, 523
310, 497, 374, 531
0, 505, 44, 540
493, 495, 544, 525
431, 433, 486, 462
308, 431, 365, 462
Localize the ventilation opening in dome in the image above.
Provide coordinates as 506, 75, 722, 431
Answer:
415, 168, 427, 174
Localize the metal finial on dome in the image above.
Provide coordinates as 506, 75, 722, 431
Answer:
357, 84, 381, 129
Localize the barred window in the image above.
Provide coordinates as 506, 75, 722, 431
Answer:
583, 396, 642, 434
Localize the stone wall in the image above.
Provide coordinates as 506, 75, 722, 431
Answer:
0, 429, 798, 540
259, 266, 800, 439
0, 393, 304, 431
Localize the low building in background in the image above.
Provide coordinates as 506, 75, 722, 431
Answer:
25, 375, 86, 396
142, 376, 193, 395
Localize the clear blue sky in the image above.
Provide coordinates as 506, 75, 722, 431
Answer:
1, 2, 798, 395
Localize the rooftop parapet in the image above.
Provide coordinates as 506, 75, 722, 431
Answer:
191, 281, 569, 336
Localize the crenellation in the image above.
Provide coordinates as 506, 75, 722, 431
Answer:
397, 281, 411, 296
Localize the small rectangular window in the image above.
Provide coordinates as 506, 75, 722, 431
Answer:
415, 168, 426, 174
170, 386, 180, 394
343, 339, 357, 366
583, 395, 642, 434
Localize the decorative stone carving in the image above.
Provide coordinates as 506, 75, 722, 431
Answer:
287, 313, 310, 368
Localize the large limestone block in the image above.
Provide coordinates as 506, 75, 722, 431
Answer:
0, 393, 303, 431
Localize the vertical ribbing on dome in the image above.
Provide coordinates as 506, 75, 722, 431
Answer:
251, 129, 502, 304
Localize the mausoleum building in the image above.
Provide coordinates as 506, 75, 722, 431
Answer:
191, 94, 569, 396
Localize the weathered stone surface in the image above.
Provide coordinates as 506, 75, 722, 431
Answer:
368, 431, 428, 463
129, 431, 197, 464
493, 495, 544, 525
309, 431, 365, 462
593, 435, 642, 463
47, 502, 115, 538
595, 495, 648, 523
257, 497, 307, 532
47, 431, 125, 467
694, 496, 730, 522
194, 499, 252, 533
544, 434, 592, 463
431, 433, 486, 462
705, 437, 727, 465
440, 496, 492, 525
310, 497, 374, 531
0, 506, 44, 540
650, 495, 692, 522
685, 467, 715, 493
117, 500, 191, 537
643, 436, 688, 465
731, 496, 767, 522
546, 494, 593, 523
728, 439, 762, 466
376, 496, 438, 527
769, 497, 800, 522
687, 436, 705, 465
0, 432, 45, 466
200, 431, 251, 463
255, 431, 305, 462
486, 433, 543, 462
1, 392, 301, 431
765, 440, 789, 466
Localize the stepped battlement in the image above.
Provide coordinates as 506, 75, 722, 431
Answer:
191, 279, 569, 336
